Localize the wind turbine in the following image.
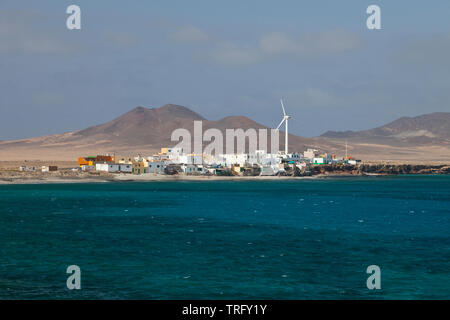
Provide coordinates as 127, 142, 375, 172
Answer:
276, 98, 292, 155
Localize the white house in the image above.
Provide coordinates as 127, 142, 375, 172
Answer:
118, 164, 132, 173
217, 154, 249, 167
247, 150, 267, 165
41, 166, 57, 172
173, 154, 203, 165
261, 153, 282, 166
180, 164, 208, 174
286, 153, 302, 162
260, 165, 280, 176
19, 166, 36, 172
167, 147, 184, 159
303, 149, 318, 160
95, 163, 132, 173
147, 161, 165, 174
96, 163, 120, 172
202, 153, 218, 166
313, 157, 326, 165
81, 165, 95, 171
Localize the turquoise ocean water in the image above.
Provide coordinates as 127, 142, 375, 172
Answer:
0, 175, 449, 299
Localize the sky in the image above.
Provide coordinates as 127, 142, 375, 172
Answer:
1, 0, 450, 140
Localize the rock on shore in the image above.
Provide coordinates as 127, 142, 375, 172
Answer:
309, 164, 450, 176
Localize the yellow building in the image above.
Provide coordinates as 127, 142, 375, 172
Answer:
159, 148, 168, 155
132, 159, 149, 174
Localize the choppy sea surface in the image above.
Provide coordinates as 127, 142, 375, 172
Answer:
0, 175, 449, 299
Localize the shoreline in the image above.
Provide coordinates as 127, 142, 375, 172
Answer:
0, 172, 448, 185
0, 174, 319, 184
1, 163, 449, 185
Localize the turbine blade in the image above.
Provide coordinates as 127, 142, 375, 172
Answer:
280, 98, 287, 116
276, 118, 285, 130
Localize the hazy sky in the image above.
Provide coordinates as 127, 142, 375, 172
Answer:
1, 0, 450, 139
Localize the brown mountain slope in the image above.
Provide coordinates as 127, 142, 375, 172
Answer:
1, 105, 448, 163
0, 104, 328, 161
77, 105, 205, 139
321, 112, 450, 145
317, 112, 450, 163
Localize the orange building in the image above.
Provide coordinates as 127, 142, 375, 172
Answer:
78, 155, 116, 167
96, 155, 116, 163
77, 156, 95, 166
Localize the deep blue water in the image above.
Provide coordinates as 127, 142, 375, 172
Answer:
0, 175, 449, 299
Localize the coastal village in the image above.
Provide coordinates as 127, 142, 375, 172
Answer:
10, 147, 450, 182
9, 103, 450, 180
74, 148, 360, 177
7, 101, 450, 180
70, 99, 361, 178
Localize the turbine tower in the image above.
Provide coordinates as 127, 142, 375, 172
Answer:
276, 98, 292, 155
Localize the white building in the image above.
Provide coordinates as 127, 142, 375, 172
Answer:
313, 157, 326, 165
202, 153, 218, 166
247, 150, 268, 166
167, 147, 184, 160
176, 154, 203, 165
119, 164, 133, 173
286, 153, 302, 162
147, 161, 165, 174
303, 149, 318, 160
180, 164, 208, 174
41, 166, 57, 172
96, 163, 119, 172
207, 150, 284, 168
254, 151, 283, 166
19, 166, 36, 172
96, 163, 132, 173
217, 154, 249, 167
260, 165, 280, 176
81, 165, 95, 171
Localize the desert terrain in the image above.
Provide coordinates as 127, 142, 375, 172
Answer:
0, 104, 449, 165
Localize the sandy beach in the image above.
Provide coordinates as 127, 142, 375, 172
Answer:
0, 170, 322, 185
2, 162, 449, 185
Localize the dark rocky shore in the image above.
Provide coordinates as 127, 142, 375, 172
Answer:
309, 164, 450, 176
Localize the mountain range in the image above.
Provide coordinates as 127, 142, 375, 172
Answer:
0, 104, 449, 163
321, 112, 450, 145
